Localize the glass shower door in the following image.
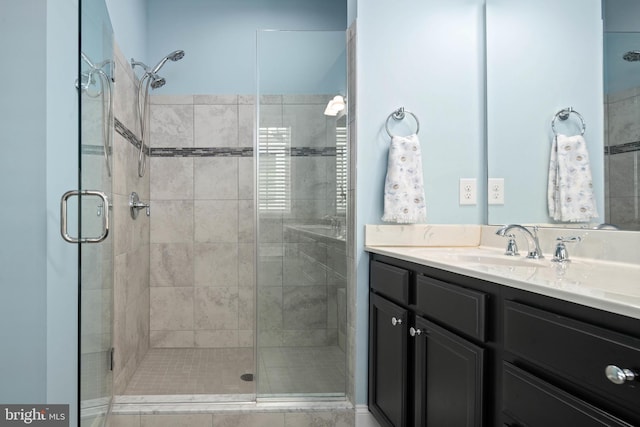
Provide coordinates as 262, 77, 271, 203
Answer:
77, 0, 114, 424
255, 30, 348, 399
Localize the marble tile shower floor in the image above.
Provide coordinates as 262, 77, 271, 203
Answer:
122, 346, 345, 396
123, 348, 255, 395
258, 345, 346, 396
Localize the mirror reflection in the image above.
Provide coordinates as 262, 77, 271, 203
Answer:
603, 0, 640, 231
486, 0, 640, 231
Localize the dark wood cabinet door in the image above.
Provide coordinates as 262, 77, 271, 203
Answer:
369, 292, 409, 427
413, 316, 485, 427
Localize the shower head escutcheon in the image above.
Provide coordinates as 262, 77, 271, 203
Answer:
623, 50, 640, 62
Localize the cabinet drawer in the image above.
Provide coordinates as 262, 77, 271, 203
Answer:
504, 300, 640, 417
416, 275, 487, 342
503, 362, 632, 426
370, 260, 410, 305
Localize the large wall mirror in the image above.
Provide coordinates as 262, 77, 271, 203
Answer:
486, 0, 640, 231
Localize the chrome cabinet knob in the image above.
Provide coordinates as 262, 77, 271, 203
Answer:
391, 317, 402, 326
605, 365, 638, 385
409, 327, 422, 337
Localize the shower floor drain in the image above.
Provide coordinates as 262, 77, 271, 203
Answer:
240, 373, 254, 382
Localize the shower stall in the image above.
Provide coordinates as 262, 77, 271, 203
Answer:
78, 2, 350, 423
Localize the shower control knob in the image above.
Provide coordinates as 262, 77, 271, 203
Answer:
391, 317, 402, 326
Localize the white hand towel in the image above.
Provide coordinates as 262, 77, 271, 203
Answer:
382, 134, 427, 224
547, 134, 598, 222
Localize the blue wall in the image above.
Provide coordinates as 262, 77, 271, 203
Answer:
104, 0, 147, 62
0, 3, 79, 424
47, 1, 79, 425
0, 0, 49, 403
257, 30, 346, 95
354, 0, 487, 404
486, 0, 604, 225
603, 0, 640, 95
603, 0, 640, 32
144, 0, 346, 94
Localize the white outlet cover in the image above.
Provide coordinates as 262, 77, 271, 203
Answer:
459, 178, 477, 205
488, 178, 504, 205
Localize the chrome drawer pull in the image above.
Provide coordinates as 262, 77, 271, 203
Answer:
391, 317, 402, 326
605, 365, 638, 385
409, 327, 422, 337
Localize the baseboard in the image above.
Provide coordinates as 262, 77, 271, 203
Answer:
355, 405, 381, 427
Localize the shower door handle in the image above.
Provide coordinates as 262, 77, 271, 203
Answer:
60, 190, 110, 243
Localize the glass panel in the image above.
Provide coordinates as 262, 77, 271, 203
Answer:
256, 30, 348, 399
79, 0, 114, 424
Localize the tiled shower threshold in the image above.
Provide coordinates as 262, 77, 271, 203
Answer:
111, 394, 352, 415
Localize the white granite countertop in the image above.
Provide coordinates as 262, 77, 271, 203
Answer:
365, 225, 640, 320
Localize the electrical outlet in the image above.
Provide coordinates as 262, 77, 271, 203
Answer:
459, 178, 477, 205
488, 178, 505, 205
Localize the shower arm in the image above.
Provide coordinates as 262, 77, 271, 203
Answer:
131, 59, 150, 72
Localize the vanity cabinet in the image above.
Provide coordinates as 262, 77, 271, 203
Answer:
368, 252, 640, 427
369, 258, 490, 427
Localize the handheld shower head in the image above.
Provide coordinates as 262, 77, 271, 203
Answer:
623, 50, 640, 62
168, 50, 185, 61
150, 50, 185, 74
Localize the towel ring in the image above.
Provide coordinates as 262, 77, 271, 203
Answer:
551, 107, 586, 137
385, 107, 420, 138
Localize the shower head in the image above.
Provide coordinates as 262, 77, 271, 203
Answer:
150, 76, 166, 89
623, 50, 640, 62
150, 50, 185, 74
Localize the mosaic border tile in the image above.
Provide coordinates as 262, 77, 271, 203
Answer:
81, 144, 106, 156
114, 117, 149, 154
149, 146, 338, 158
607, 140, 640, 155
291, 147, 337, 157
150, 147, 254, 157
114, 117, 338, 158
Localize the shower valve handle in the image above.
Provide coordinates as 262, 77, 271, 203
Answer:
129, 192, 150, 219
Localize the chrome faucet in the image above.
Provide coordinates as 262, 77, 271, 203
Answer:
496, 225, 544, 259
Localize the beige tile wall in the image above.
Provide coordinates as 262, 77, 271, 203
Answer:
148, 95, 255, 349
112, 42, 151, 395
147, 93, 347, 351
256, 95, 343, 348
